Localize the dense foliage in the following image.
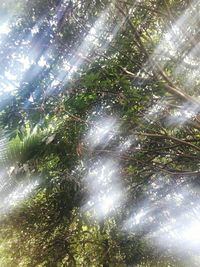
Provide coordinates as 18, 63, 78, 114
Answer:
0, 0, 200, 266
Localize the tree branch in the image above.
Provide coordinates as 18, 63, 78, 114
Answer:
134, 131, 200, 152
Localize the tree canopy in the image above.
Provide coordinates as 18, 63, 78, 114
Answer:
0, 0, 200, 266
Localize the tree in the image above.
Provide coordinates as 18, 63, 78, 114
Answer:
0, 0, 199, 266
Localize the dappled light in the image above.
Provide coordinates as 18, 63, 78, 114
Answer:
83, 157, 122, 219
124, 177, 200, 252
2, 179, 39, 212
1, 1, 200, 266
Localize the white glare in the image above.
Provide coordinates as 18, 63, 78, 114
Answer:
183, 221, 200, 244
124, 177, 200, 263
0, 22, 10, 35
85, 117, 119, 149
83, 157, 122, 219
101, 195, 116, 215
4, 70, 17, 81
38, 56, 47, 67
7, 180, 39, 206
134, 209, 146, 225
18, 55, 32, 70
1, 180, 39, 214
